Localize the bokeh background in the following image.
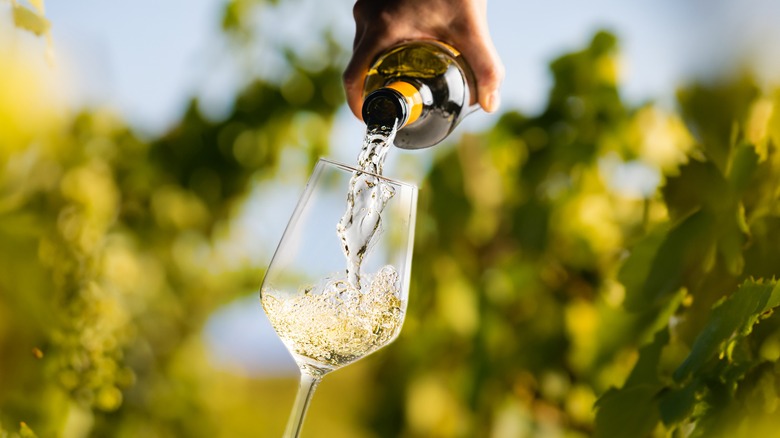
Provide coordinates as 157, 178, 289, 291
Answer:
3, 0, 780, 437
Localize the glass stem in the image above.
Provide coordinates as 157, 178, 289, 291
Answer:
283, 372, 321, 438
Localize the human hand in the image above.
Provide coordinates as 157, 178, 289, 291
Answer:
343, 0, 505, 121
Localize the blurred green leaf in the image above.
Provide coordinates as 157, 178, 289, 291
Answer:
18, 422, 37, 438
625, 327, 669, 387
677, 78, 759, 173
11, 3, 50, 36
728, 142, 760, 193
593, 328, 669, 438
623, 210, 715, 312
618, 227, 668, 311
658, 380, 699, 426
594, 384, 661, 438
674, 279, 780, 382
662, 159, 732, 221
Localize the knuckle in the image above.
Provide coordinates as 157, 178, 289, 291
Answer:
480, 64, 504, 85
342, 70, 359, 90
352, 1, 368, 20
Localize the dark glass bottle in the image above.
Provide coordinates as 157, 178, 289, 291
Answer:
361, 41, 478, 150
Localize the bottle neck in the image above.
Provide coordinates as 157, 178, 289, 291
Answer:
362, 81, 423, 129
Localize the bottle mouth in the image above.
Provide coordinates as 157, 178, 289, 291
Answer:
362, 88, 408, 128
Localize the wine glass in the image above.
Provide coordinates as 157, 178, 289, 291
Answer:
260, 158, 417, 437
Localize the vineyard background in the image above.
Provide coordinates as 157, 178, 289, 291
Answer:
3, 1, 780, 437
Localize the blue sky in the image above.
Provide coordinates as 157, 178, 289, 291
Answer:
42, 0, 780, 376
46, 0, 780, 135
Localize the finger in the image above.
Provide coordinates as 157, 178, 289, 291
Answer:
455, 9, 505, 112
460, 36, 504, 113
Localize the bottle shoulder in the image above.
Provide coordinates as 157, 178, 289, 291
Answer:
361, 40, 477, 150
368, 41, 458, 79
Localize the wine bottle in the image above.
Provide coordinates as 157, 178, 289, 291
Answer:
361, 40, 478, 150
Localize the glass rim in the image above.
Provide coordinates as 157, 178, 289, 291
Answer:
318, 157, 418, 189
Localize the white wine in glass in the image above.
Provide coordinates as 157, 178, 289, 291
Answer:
260, 157, 417, 437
